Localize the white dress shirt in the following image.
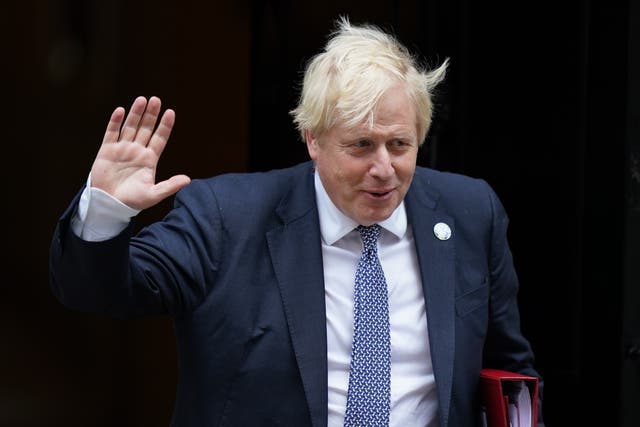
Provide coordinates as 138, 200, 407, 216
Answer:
314, 172, 439, 427
72, 172, 439, 426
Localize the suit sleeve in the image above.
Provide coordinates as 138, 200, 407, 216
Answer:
49, 180, 222, 319
481, 181, 545, 426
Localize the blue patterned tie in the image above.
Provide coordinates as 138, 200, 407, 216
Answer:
344, 224, 391, 427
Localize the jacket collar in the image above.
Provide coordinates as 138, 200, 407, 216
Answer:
267, 162, 328, 427
405, 170, 456, 427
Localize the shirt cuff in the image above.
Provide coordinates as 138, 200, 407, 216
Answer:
71, 174, 141, 242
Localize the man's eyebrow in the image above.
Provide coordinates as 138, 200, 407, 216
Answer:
344, 129, 416, 140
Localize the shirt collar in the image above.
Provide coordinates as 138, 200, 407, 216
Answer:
314, 170, 407, 245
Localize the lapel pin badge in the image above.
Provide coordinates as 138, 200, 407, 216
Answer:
433, 222, 452, 241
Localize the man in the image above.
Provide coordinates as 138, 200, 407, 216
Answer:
50, 17, 544, 426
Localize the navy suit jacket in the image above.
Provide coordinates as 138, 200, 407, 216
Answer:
50, 161, 543, 426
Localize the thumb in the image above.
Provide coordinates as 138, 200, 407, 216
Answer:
151, 174, 192, 202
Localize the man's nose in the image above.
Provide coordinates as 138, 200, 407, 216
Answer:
369, 147, 394, 179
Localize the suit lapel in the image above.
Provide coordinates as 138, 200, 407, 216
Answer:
266, 164, 328, 427
405, 172, 456, 427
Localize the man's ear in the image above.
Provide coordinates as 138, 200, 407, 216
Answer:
305, 129, 319, 160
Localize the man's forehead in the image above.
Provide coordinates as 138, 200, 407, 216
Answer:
330, 115, 418, 139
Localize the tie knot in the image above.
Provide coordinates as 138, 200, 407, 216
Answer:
357, 224, 380, 252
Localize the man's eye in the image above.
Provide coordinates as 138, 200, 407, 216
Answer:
355, 140, 370, 148
391, 140, 407, 147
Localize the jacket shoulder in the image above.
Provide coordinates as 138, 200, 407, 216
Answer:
167, 162, 314, 232
413, 166, 492, 200
177, 161, 313, 205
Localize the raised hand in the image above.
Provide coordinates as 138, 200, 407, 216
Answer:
90, 96, 191, 210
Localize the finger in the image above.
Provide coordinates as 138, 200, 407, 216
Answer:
102, 107, 125, 144
134, 174, 190, 210
133, 96, 162, 146
151, 174, 191, 203
119, 96, 148, 142
147, 109, 176, 156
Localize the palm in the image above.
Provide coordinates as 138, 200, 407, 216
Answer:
90, 96, 190, 210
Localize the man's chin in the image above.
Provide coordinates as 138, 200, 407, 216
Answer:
355, 208, 395, 226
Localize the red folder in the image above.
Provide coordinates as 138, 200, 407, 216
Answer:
480, 368, 539, 427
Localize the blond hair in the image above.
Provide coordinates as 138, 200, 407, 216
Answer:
290, 16, 448, 145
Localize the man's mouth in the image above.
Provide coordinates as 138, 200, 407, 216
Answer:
366, 189, 393, 198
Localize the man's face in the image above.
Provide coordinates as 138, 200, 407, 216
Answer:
306, 84, 419, 226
